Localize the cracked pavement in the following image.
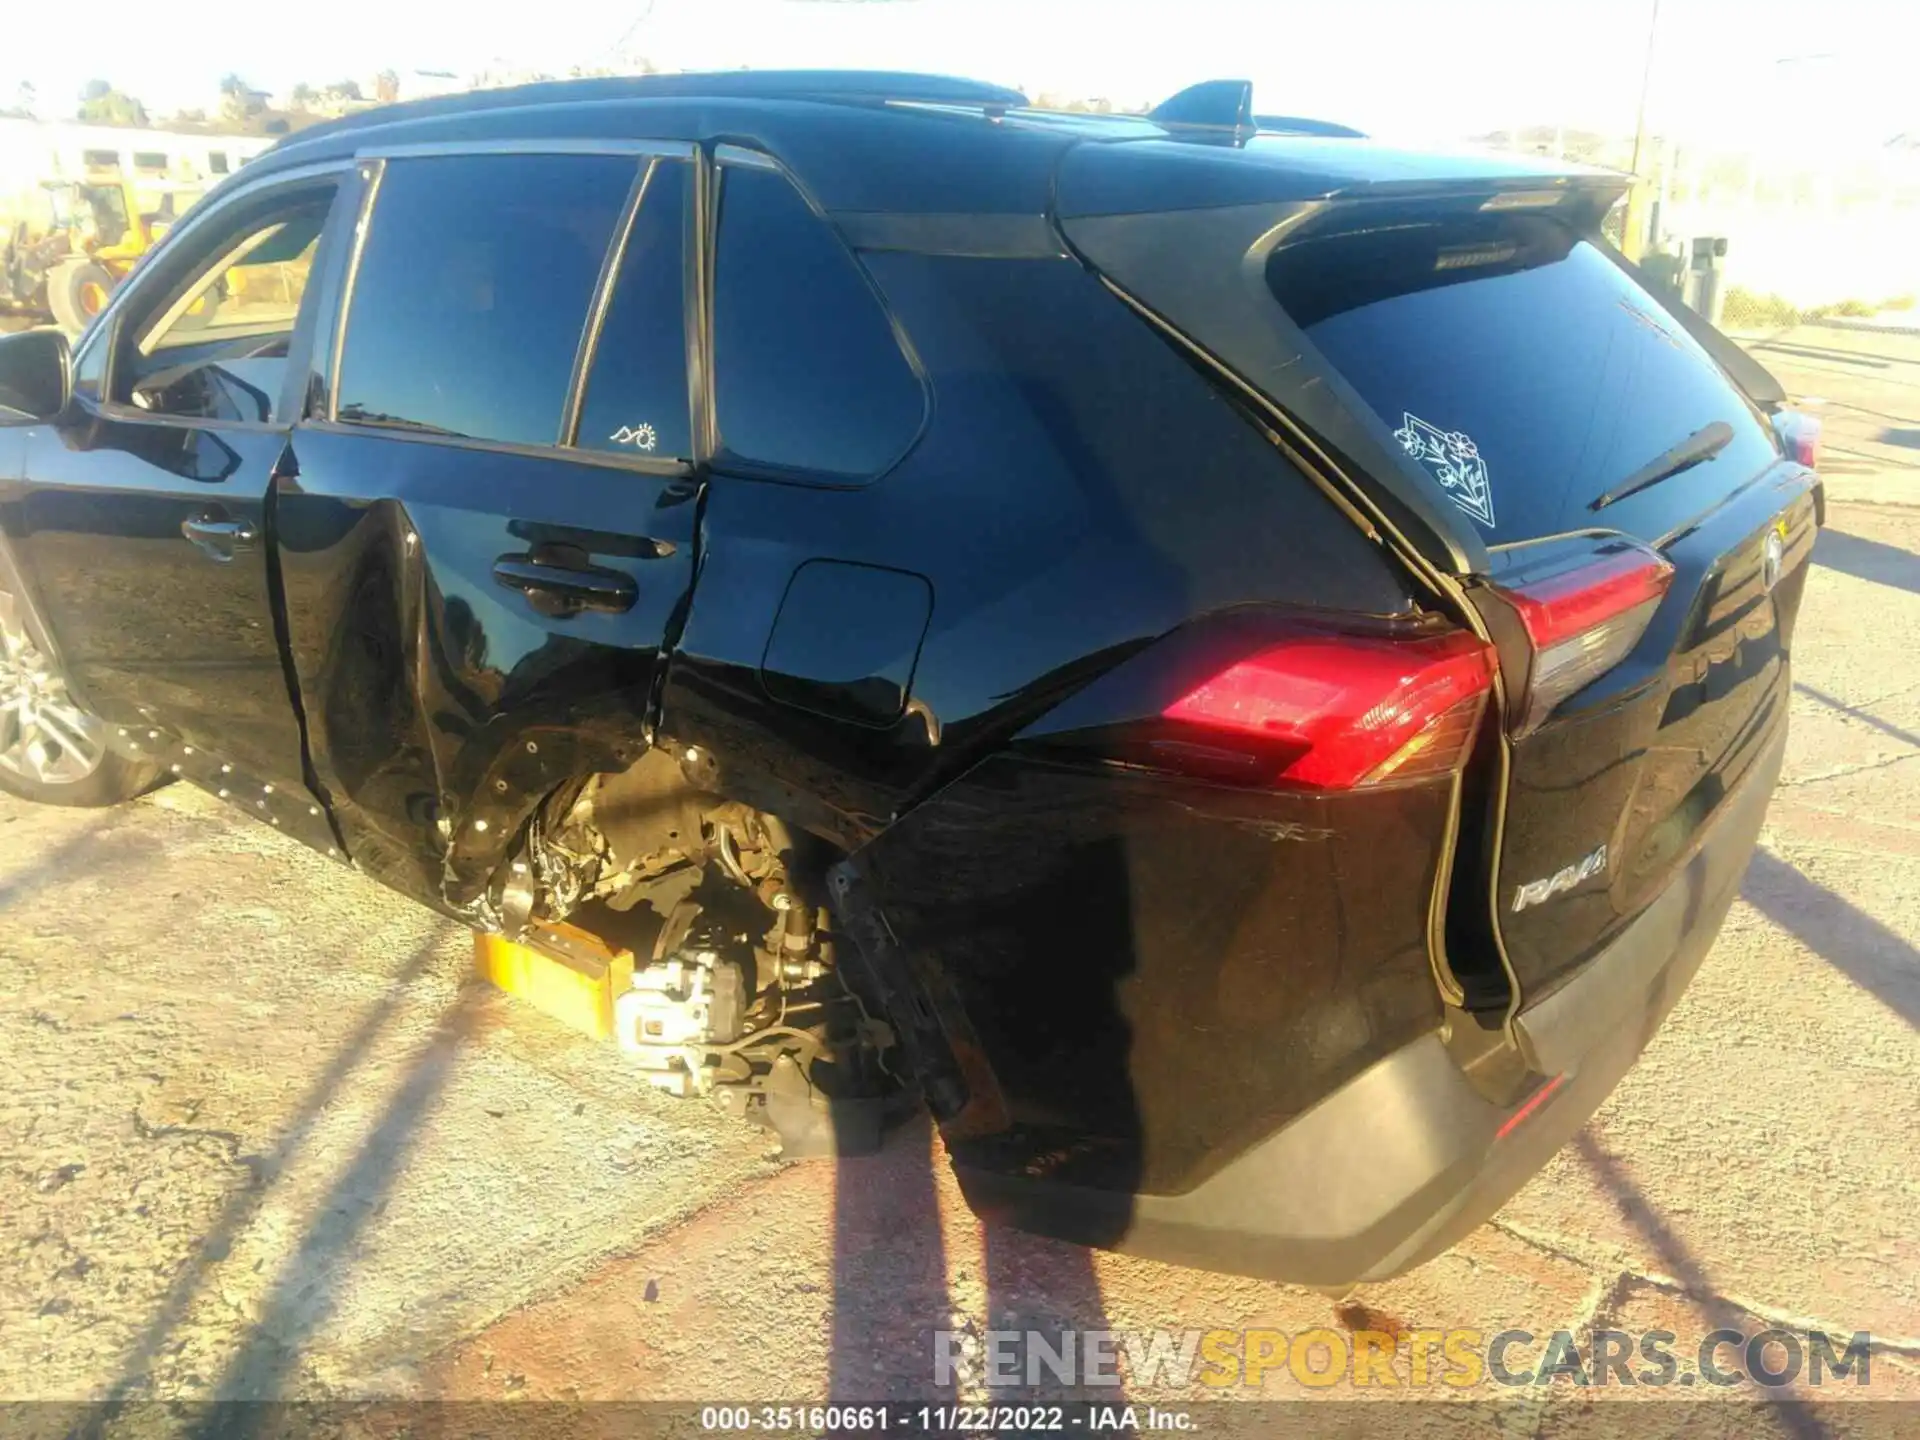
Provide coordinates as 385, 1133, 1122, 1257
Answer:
2, 389, 1916, 1422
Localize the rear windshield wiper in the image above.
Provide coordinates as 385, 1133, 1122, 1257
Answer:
1590, 420, 1735, 511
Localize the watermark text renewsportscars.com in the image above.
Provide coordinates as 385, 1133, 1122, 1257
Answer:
932, 1326, 1876, 1390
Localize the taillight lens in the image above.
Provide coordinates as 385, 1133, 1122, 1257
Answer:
1163, 629, 1494, 790
1487, 538, 1674, 734
1772, 409, 1822, 470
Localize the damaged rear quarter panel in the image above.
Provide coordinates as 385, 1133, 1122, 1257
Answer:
859, 751, 1451, 1196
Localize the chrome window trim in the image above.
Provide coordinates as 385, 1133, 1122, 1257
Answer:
325, 158, 385, 423
327, 144, 704, 466
688, 146, 717, 465
702, 142, 932, 486
80, 403, 283, 435
301, 417, 693, 479
72, 156, 353, 409
356, 138, 696, 162
713, 144, 780, 173
137, 218, 321, 358
560, 158, 654, 447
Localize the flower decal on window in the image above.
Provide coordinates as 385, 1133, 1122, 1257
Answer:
1393, 412, 1495, 528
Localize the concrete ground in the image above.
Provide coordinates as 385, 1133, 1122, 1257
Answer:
1736, 321, 1920, 508
3, 333, 1917, 1428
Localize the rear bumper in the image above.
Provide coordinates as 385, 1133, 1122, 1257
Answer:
955, 719, 1784, 1289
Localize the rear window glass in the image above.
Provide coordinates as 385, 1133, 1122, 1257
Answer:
336, 153, 635, 448
1266, 213, 1778, 539
712, 162, 924, 479
574, 159, 690, 460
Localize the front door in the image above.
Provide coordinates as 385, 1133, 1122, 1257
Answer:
6, 166, 348, 797
273, 147, 703, 912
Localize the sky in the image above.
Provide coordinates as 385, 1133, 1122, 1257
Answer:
5, 0, 1916, 151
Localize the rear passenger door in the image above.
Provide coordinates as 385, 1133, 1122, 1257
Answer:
277, 145, 701, 911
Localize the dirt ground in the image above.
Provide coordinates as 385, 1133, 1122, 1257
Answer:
2, 330, 1918, 1429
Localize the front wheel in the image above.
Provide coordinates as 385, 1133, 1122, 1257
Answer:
0, 584, 159, 807
46, 257, 115, 337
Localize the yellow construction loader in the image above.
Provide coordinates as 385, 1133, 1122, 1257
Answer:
1, 173, 204, 334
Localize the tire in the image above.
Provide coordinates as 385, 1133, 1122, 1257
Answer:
46, 258, 115, 337
168, 275, 227, 333
0, 582, 159, 808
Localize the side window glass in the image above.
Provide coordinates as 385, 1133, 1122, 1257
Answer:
574, 159, 691, 460
69, 182, 131, 248
712, 161, 924, 478
72, 332, 108, 405
116, 189, 333, 424
335, 153, 637, 448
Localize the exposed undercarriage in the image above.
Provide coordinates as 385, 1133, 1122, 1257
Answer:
493, 748, 904, 1155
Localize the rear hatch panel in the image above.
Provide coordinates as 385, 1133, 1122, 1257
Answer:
1057, 146, 1810, 1010
1485, 473, 1814, 998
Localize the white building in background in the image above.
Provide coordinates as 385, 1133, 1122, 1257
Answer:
0, 118, 273, 190
0, 118, 277, 233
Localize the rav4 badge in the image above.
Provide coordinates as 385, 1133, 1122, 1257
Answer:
1512, 843, 1608, 913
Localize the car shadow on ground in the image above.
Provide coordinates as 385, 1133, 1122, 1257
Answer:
1794, 683, 1920, 751
0, 815, 147, 913
1741, 850, 1919, 1031
828, 1114, 1120, 1405
1749, 340, 1915, 370
1575, 1133, 1833, 1440
205, 986, 482, 1407
1813, 528, 1920, 599
80, 927, 461, 1428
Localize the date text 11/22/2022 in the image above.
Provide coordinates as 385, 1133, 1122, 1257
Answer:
698, 1405, 1195, 1432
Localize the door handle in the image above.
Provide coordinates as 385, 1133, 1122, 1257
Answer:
181, 510, 256, 564
492, 546, 637, 616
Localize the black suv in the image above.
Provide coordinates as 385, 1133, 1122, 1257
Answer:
0, 73, 1818, 1289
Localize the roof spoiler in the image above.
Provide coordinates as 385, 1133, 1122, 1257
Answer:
1150, 80, 1367, 144
1256, 114, 1368, 139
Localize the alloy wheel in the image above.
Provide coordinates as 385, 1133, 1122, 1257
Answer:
0, 587, 105, 785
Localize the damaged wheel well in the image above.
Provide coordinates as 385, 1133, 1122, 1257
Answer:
478, 744, 909, 1153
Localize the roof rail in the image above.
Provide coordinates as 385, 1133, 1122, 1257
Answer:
279, 70, 1028, 148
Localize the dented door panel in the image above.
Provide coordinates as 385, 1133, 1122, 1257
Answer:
274, 427, 700, 910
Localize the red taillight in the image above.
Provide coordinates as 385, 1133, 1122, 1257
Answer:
1772, 409, 1822, 470
1501, 547, 1674, 652
1163, 629, 1494, 790
1486, 538, 1674, 734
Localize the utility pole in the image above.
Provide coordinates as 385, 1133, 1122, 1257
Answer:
610, 0, 659, 70
1620, 0, 1661, 260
